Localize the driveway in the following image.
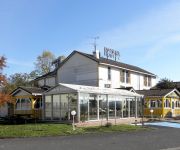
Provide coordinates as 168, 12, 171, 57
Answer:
0, 126, 180, 150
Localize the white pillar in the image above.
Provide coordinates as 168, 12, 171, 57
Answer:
135, 97, 138, 118
106, 94, 109, 121
121, 98, 123, 118
59, 94, 61, 121
128, 98, 130, 118
51, 94, 53, 120
87, 98, 89, 121
77, 92, 80, 122
97, 95, 99, 120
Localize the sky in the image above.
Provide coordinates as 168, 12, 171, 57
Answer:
0, 0, 180, 81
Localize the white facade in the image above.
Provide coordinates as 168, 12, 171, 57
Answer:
98, 64, 156, 90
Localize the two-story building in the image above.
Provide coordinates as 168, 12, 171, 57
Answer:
35, 50, 157, 90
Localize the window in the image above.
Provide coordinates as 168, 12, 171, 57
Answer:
104, 84, 111, 88
126, 71, 131, 84
120, 70, 130, 84
144, 76, 148, 86
108, 67, 111, 80
148, 76, 152, 86
144, 76, 152, 87
15, 98, 31, 110
150, 100, 156, 108
165, 99, 170, 108
157, 100, 162, 107
120, 70, 125, 83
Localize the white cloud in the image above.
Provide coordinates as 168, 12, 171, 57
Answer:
79, 1, 180, 58
7, 59, 33, 67
145, 34, 180, 60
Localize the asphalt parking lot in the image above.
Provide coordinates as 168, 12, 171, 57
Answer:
0, 126, 180, 150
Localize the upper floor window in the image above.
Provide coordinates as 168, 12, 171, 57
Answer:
120, 70, 125, 83
126, 71, 131, 84
144, 75, 152, 87
120, 70, 131, 84
144, 76, 148, 86
148, 76, 152, 87
108, 67, 111, 80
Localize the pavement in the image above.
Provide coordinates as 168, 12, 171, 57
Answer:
0, 126, 180, 150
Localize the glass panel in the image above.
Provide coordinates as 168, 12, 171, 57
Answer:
60, 94, 69, 120
116, 101, 122, 118
137, 98, 142, 117
53, 95, 60, 120
99, 95, 107, 120
80, 93, 89, 121
108, 95, 116, 119
130, 98, 135, 117
21, 98, 31, 110
89, 94, 97, 120
109, 101, 115, 119
45, 96, 52, 119
123, 99, 128, 117
69, 94, 77, 120
16, 99, 21, 110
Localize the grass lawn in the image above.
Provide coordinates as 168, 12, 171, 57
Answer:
0, 123, 146, 138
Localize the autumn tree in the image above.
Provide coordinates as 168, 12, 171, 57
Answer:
34, 50, 55, 76
0, 56, 13, 105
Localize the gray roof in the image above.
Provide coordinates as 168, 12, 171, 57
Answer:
72, 51, 156, 76
136, 89, 178, 97
11, 86, 45, 96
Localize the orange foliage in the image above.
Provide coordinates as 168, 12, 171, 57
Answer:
0, 93, 14, 105
0, 56, 14, 105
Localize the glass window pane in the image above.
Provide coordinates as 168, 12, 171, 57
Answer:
99, 95, 107, 120
89, 94, 98, 120
61, 94, 68, 120
53, 95, 60, 120
80, 93, 89, 121
45, 96, 52, 119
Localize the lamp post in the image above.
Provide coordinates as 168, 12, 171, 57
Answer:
71, 110, 76, 130
150, 109, 154, 120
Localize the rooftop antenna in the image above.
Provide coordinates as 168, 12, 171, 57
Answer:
91, 36, 99, 51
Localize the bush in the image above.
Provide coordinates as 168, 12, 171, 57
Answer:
105, 122, 112, 127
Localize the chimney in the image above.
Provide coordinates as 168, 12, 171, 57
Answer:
93, 50, 100, 59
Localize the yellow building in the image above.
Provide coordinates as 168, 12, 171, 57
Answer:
136, 89, 180, 118
11, 87, 44, 119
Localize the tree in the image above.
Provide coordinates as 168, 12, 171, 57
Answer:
34, 50, 55, 76
4, 73, 31, 93
156, 78, 176, 89
0, 56, 13, 105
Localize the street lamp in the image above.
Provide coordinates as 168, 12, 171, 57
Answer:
71, 110, 76, 130
150, 109, 154, 120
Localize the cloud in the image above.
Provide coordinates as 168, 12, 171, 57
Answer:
145, 34, 180, 60
78, 1, 180, 58
7, 59, 33, 68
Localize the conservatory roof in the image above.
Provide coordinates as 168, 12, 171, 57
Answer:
45, 83, 142, 97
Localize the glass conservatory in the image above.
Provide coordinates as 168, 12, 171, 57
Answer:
43, 83, 142, 122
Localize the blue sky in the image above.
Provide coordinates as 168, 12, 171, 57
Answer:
0, 0, 180, 81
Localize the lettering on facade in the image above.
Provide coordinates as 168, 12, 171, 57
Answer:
104, 47, 120, 61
